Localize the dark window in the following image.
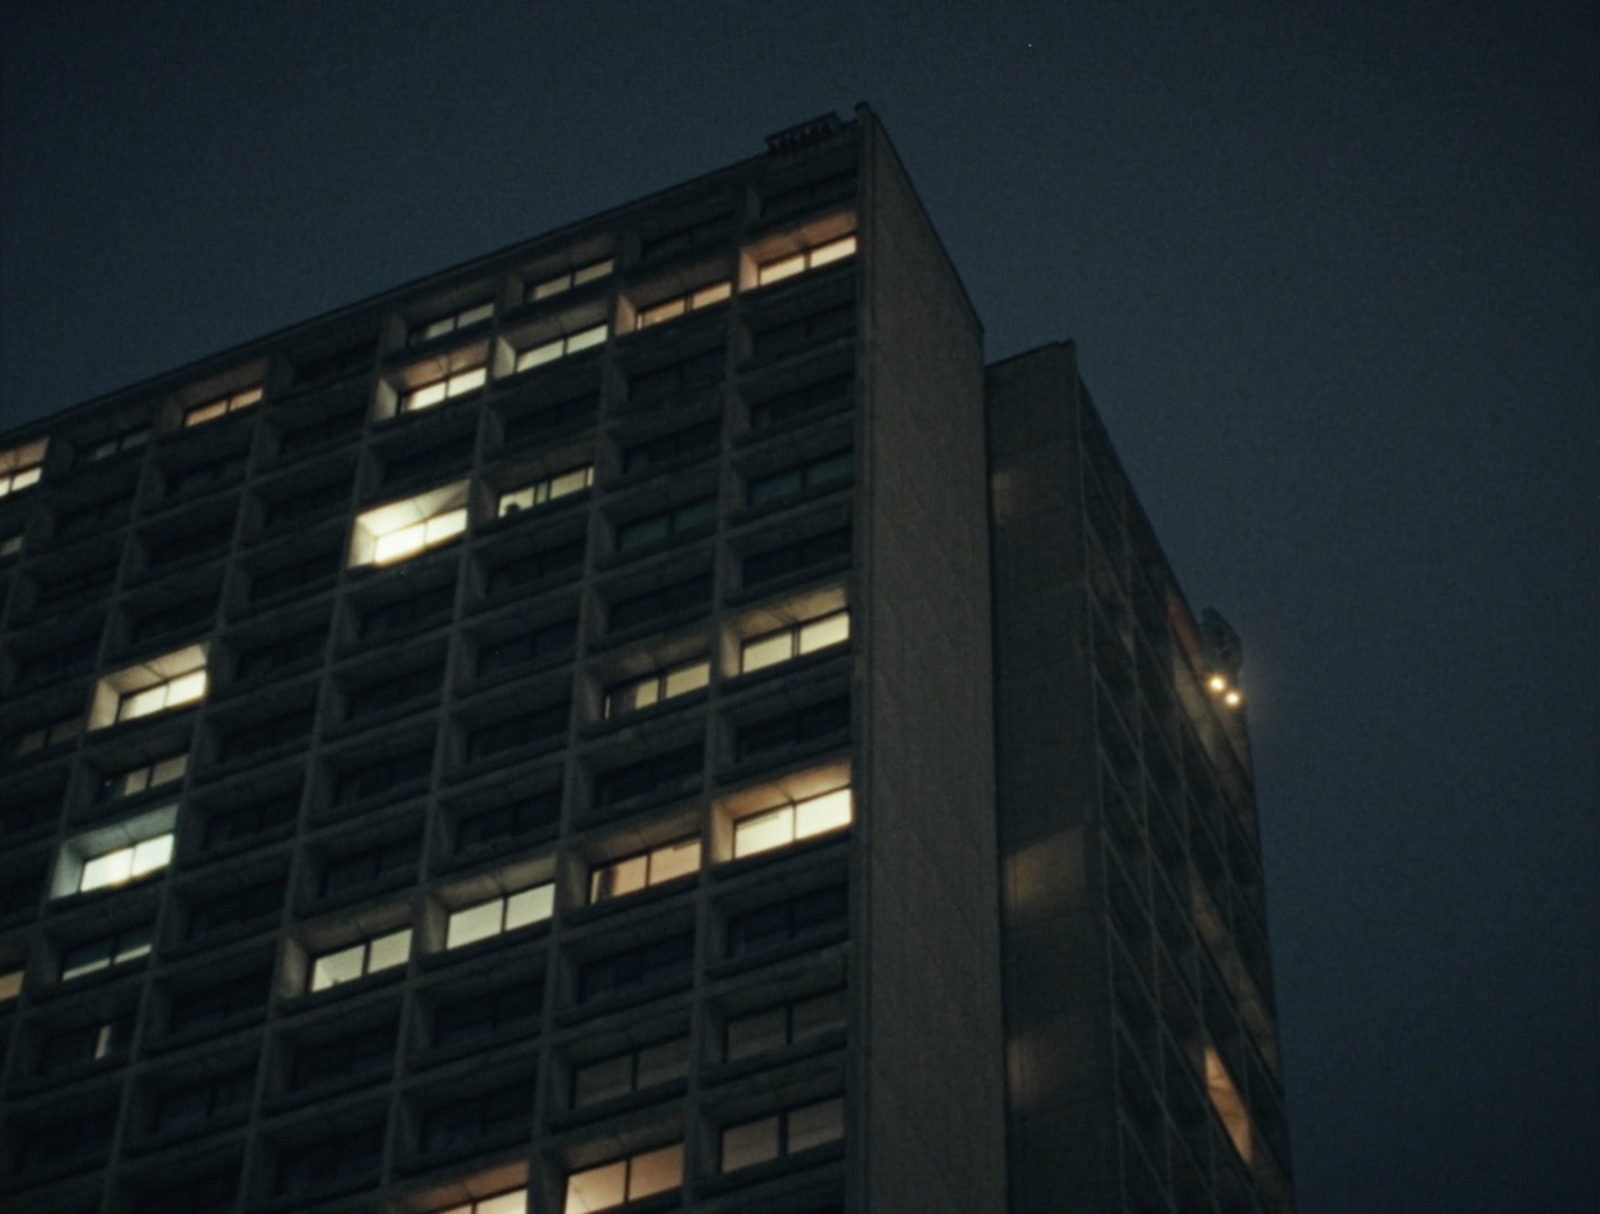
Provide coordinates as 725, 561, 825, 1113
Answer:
131, 594, 217, 644
292, 342, 375, 388
433, 979, 543, 1045
595, 743, 702, 809
347, 662, 444, 719
2, 789, 61, 839
728, 885, 848, 957
17, 635, 99, 684
220, 708, 315, 761
486, 538, 585, 595
265, 478, 351, 528
251, 547, 341, 601
736, 696, 851, 762
360, 582, 456, 638
335, 749, 432, 805
502, 393, 597, 448
748, 449, 852, 508
290, 1019, 398, 1090
188, 878, 285, 939
274, 1123, 385, 1196
579, 933, 694, 1002
81, 425, 151, 465
279, 408, 365, 453
15, 1107, 115, 1174
641, 210, 735, 263
617, 495, 717, 551
203, 796, 298, 851
34, 566, 115, 607
320, 839, 419, 897
752, 300, 855, 360
60, 924, 152, 980
153, 1066, 255, 1132
131, 1165, 240, 1214
761, 171, 855, 222
623, 419, 721, 474
383, 435, 475, 484
476, 616, 577, 676
628, 348, 724, 406
466, 701, 571, 761
608, 572, 712, 632
742, 527, 851, 587
420, 1084, 528, 1152
236, 626, 327, 681
169, 969, 271, 1033
147, 519, 235, 568
455, 789, 560, 852
39, 1016, 135, 1074
0, 869, 44, 918
167, 455, 246, 498
57, 493, 133, 538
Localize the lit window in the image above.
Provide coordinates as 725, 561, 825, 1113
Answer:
78, 834, 173, 893
740, 609, 850, 674
733, 788, 852, 859
633, 280, 733, 331
1205, 1046, 1253, 1164
89, 644, 210, 730
603, 660, 711, 718
0, 968, 21, 1002
572, 1036, 689, 1107
445, 884, 554, 949
563, 1143, 682, 1213
308, 928, 411, 992
436, 1191, 527, 1214
721, 1097, 844, 1172
184, 386, 263, 428
754, 235, 857, 288
101, 753, 187, 802
530, 259, 614, 302
349, 481, 469, 567
401, 364, 488, 414
726, 988, 847, 1061
512, 324, 609, 373
0, 438, 48, 497
589, 837, 700, 903
411, 301, 494, 346
497, 465, 594, 517
61, 925, 152, 981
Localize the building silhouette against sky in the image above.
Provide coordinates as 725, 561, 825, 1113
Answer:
0, 106, 1293, 1214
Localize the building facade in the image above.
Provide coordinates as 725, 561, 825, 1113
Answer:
0, 107, 1292, 1214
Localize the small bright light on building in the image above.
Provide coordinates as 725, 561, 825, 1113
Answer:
1207, 674, 1227, 693
1224, 690, 1242, 707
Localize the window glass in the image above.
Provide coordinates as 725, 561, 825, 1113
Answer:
727, 1007, 787, 1061
401, 365, 487, 413
564, 1161, 625, 1213
446, 884, 554, 948
497, 465, 594, 516
634, 280, 732, 330
529, 258, 613, 302
604, 659, 711, 717
627, 1144, 682, 1199
350, 481, 470, 567
721, 1116, 780, 1170
741, 609, 850, 674
754, 234, 857, 287
732, 806, 793, 858
184, 386, 262, 428
787, 1097, 845, 1152
513, 324, 609, 374
573, 1054, 633, 1106
0, 969, 21, 1002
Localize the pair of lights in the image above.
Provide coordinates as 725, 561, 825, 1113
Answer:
1206, 672, 1243, 708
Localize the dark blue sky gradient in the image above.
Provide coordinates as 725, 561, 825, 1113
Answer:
2, 3, 1595, 1209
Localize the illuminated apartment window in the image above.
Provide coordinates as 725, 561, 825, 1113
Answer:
754, 234, 857, 288
402, 364, 488, 414
100, 753, 187, 802
1205, 1046, 1253, 1164
60, 924, 152, 981
411, 301, 494, 346
512, 324, 609, 374
633, 280, 732, 331
589, 837, 700, 903
497, 465, 594, 517
350, 480, 469, 567
435, 1190, 527, 1214
563, 1143, 682, 1214
604, 660, 710, 718
528, 258, 613, 302
741, 609, 850, 673
445, 884, 554, 949
732, 787, 851, 858
721, 1097, 844, 1171
0, 438, 47, 497
308, 928, 411, 991
572, 1036, 689, 1106
0, 968, 21, 1003
184, 386, 262, 428
53, 805, 177, 897
726, 988, 847, 1061
89, 645, 210, 730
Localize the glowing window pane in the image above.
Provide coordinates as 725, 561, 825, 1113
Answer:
788, 1097, 845, 1152
722, 1117, 779, 1171
165, 670, 208, 708
450, 366, 487, 397
234, 387, 264, 408
476, 1194, 527, 1214
151, 755, 189, 785
310, 943, 365, 991
795, 789, 852, 840
81, 847, 134, 891
422, 509, 467, 546
564, 1160, 625, 1213
119, 686, 168, 722
131, 834, 174, 877
798, 611, 850, 653
663, 661, 710, 698
692, 281, 732, 308
367, 928, 411, 973
809, 235, 857, 267
516, 340, 563, 372
648, 838, 700, 885
1206, 1047, 1253, 1163
0, 970, 20, 1002
550, 466, 593, 498
757, 254, 806, 286
498, 487, 537, 516
591, 855, 648, 903
505, 884, 554, 931
407, 382, 448, 412
567, 324, 608, 354
447, 899, 504, 949
532, 274, 570, 300
627, 1144, 681, 1199
638, 298, 686, 329
373, 523, 426, 565
573, 258, 613, 285
459, 302, 494, 328
741, 631, 794, 673
733, 806, 793, 858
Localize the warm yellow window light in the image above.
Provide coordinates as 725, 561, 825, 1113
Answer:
350, 481, 470, 568
184, 386, 262, 427
755, 234, 857, 287
1205, 1046, 1253, 1164
529, 258, 613, 302
90, 645, 210, 730
401, 365, 487, 413
0, 438, 48, 497
741, 609, 850, 674
513, 324, 608, 373
732, 787, 852, 859
497, 465, 594, 517
635, 280, 733, 330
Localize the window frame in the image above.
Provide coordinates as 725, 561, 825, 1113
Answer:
307, 927, 412, 992
562, 1142, 683, 1213
349, 480, 470, 568
603, 659, 712, 718
89, 644, 210, 730
0, 437, 48, 496
444, 883, 555, 950
497, 464, 594, 517
183, 386, 263, 428
588, 836, 702, 904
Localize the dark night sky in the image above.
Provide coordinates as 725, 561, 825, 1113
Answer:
2, 3, 1595, 1210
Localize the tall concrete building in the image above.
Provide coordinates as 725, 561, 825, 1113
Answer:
0, 107, 1293, 1214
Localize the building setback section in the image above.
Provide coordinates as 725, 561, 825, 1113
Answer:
0, 105, 1291, 1214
